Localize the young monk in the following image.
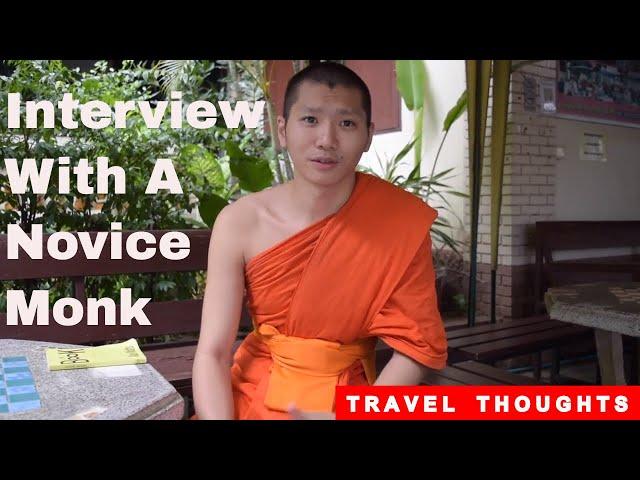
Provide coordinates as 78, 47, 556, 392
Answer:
192, 62, 447, 420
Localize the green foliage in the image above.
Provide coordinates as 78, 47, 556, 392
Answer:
0, 59, 273, 312
395, 60, 427, 111
182, 145, 225, 187
395, 60, 428, 169
198, 192, 229, 229
226, 140, 273, 192
443, 90, 467, 133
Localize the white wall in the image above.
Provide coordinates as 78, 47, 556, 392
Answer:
553, 117, 640, 221
549, 116, 640, 260
360, 60, 467, 245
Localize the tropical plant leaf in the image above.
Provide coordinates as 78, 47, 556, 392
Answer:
395, 60, 426, 111
155, 60, 194, 96
391, 137, 418, 165
431, 167, 456, 179
226, 140, 273, 192
180, 144, 225, 189
199, 193, 229, 229
154, 280, 176, 293
446, 190, 469, 198
431, 228, 459, 253
431, 191, 454, 208
443, 90, 468, 132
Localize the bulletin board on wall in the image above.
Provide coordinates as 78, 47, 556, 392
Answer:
555, 60, 640, 128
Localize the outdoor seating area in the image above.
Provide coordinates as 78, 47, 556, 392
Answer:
442, 220, 640, 386
0, 225, 637, 416
0, 228, 560, 419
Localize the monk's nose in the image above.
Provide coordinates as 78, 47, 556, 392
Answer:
316, 123, 337, 150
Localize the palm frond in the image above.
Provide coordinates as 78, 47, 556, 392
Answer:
155, 60, 195, 96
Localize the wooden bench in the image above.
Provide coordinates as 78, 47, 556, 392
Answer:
422, 360, 541, 385
445, 315, 593, 382
0, 229, 253, 407
375, 342, 540, 385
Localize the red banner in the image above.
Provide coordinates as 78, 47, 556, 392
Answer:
335, 386, 640, 420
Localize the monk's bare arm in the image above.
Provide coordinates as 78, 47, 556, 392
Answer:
373, 350, 430, 386
192, 203, 247, 419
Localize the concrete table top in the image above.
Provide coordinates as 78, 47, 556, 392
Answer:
0, 339, 184, 420
545, 282, 640, 337
545, 282, 640, 385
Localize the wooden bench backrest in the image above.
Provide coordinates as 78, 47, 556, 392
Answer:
0, 229, 249, 344
534, 221, 640, 312
536, 221, 640, 259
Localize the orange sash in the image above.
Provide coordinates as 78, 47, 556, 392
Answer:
255, 324, 376, 412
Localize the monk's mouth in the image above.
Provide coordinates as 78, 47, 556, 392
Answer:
310, 159, 338, 165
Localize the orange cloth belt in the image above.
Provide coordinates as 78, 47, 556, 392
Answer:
255, 324, 377, 412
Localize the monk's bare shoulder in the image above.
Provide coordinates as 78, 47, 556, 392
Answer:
225, 185, 285, 224
212, 184, 288, 264
212, 193, 257, 244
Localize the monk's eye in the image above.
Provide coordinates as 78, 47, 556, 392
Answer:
340, 119, 356, 128
301, 116, 318, 124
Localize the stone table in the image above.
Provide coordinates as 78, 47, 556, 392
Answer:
545, 282, 640, 385
0, 339, 184, 419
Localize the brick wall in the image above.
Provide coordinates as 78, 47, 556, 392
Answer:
462, 60, 559, 320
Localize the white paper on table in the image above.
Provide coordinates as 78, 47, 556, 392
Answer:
89, 364, 142, 378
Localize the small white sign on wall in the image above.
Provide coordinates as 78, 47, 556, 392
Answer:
539, 80, 557, 113
580, 132, 607, 162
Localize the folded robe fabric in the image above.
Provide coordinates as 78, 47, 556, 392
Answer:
230, 172, 447, 419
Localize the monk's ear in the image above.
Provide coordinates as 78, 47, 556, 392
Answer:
364, 122, 375, 152
277, 116, 287, 149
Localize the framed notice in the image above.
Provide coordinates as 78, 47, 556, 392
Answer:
556, 60, 640, 127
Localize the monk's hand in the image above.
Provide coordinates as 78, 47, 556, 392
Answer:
287, 403, 336, 420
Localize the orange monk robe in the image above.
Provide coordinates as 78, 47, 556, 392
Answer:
230, 172, 447, 420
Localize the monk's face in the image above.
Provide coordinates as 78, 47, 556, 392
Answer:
277, 81, 374, 186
